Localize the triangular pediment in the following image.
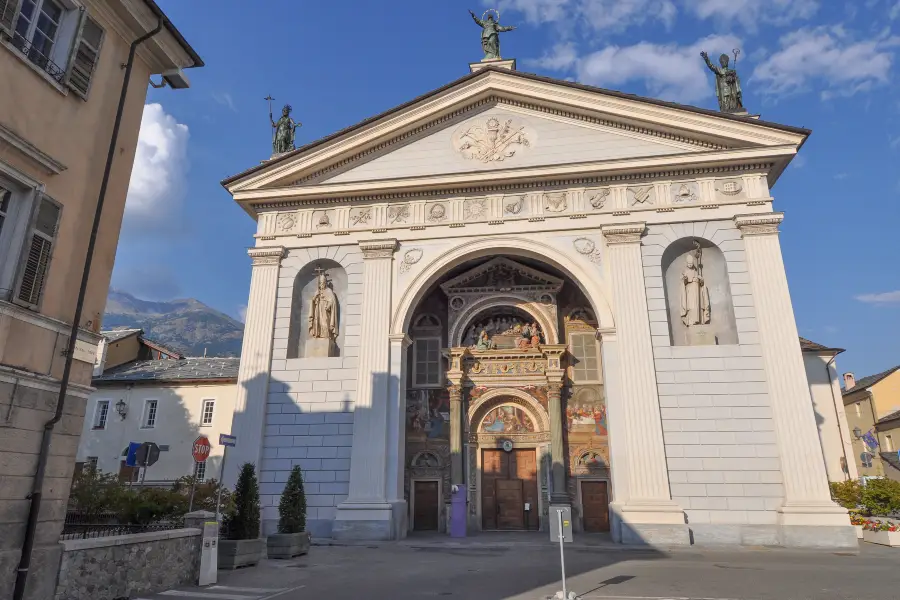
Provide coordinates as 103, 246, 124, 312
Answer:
224, 68, 808, 201
440, 257, 563, 295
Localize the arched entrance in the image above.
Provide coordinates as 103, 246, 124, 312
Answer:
397, 246, 614, 534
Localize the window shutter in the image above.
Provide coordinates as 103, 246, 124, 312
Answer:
0, 0, 21, 39
65, 10, 104, 99
16, 196, 60, 308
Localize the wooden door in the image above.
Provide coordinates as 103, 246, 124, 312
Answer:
496, 479, 524, 530
514, 449, 539, 531
413, 481, 439, 531
581, 481, 610, 533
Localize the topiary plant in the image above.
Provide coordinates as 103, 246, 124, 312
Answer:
278, 465, 307, 534
225, 462, 260, 540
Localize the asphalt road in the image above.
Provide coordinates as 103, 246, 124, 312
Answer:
136, 540, 900, 600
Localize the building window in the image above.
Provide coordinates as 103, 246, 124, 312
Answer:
194, 460, 206, 482
860, 452, 873, 469
413, 337, 441, 387
886, 434, 894, 453
86, 456, 98, 471
200, 399, 215, 426
141, 399, 157, 429
855, 403, 861, 418
15, 195, 60, 308
570, 332, 600, 382
0, 186, 10, 236
92, 400, 109, 429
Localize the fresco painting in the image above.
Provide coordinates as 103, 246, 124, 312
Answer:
480, 405, 535, 434
406, 388, 450, 441
565, 386, 607, 436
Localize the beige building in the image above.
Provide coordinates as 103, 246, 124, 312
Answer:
0, 1, 200, 597
842, 366, 900, 479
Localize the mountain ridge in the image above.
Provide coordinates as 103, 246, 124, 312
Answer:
103, 289, 244, 357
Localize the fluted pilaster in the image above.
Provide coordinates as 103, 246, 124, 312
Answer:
547, 381, 569, 504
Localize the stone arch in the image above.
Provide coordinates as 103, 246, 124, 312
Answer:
451, 295, 558, 347
391, 236, 615, 338
468, 388, 551, 433
661, 236, 738, 346
286, 257, 347, 358
410, 450, 443, 468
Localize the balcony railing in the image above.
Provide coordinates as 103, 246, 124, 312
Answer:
9, 33, 66, 85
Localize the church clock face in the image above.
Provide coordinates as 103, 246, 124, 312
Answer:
501, 440, 514, 452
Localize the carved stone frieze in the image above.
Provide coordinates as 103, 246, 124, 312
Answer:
426, 202, 448, 222
314, 210, 333, 229
349, 207, 371, 227
503, 194, 526, 216
585, 188, 611, 210
399, 248, 424, 274
716, 178, 744, 197
672, 182, 699, 203
543, 192, 567, 213
275, 212, 297, 233
453, 115, 532, 163
464, 197, 488, 221
388, 204, 410, 224
628, 185, 655, 206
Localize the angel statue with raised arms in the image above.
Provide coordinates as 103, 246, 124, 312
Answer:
469, 9, 515, 60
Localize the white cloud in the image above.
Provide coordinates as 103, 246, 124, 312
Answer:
856, 290, 900, 304
492, 0, 676, 32
212, 92, 237, 112
891, 0, 900, 19
688, 0, 819, 28
752, 27, 897, 98
531, 34, 741, 104
124, 104, 189, 233
237, 305, 247, 323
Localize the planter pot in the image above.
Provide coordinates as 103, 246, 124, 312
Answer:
855, 525, 864, 539
862, 529, 900, 547
267, 531, 311, 559
218, 538, 264, 569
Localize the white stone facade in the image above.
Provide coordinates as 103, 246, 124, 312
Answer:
222, 66, 854, 547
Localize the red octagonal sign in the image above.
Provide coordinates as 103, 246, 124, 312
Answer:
192, 435, 212, 463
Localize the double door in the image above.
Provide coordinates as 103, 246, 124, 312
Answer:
481, 449, 539, 530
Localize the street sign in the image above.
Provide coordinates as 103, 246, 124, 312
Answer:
125, 442, 142, 467
219, 434, 237, 447
192, 435, 212, 463
135, 442, 161, 467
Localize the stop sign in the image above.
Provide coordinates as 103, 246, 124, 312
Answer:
192, 435, 211, 463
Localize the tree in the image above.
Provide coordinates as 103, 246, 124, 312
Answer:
830, 480, 862, 510
861, 478, 900, 516
224, 462, 260, 540
278, 466, 307, 534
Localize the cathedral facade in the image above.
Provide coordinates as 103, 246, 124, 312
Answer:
221, 62, 854, 547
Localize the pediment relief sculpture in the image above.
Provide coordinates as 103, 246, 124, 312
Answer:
440, 257, 564, 295
452, 115, 532, 163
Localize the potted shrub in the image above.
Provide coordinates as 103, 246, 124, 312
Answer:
219, 463, 263, 569
862, 519, 900, 547
849, 512, 866, 539
267, 466, 311, 558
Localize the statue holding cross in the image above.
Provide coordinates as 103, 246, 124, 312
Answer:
267, 95, 302, 156
308, 265, 338, 342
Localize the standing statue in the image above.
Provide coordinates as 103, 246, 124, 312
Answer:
469, 9, 515, 60
701, 50, 744, 113
269, 99, 302, 156
680, 244, 711, 327
308, 266, 338, 340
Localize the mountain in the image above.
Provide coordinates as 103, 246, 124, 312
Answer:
103, 290, 244, 357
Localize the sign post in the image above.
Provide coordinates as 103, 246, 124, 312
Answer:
189, 436, 212, 512
134, 442, 160, 486
216, 434, 237, 526
551, 506, 575, 600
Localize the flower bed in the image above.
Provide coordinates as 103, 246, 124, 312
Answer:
861, 519, 900, 547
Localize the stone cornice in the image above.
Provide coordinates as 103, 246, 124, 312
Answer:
734, 212, 784, 236
247, 246, 284, 266
601, 223, 646, 245
359, 239, 398, 259
388, 333, 413, 348
0, 123, 67, 175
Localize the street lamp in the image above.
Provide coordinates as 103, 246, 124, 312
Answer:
115, 399, 128, 420
853, 427, 862, 439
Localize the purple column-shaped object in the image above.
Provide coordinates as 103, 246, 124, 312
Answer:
450, 487, 467, 537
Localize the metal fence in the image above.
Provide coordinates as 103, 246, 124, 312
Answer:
61, 512, 184, 541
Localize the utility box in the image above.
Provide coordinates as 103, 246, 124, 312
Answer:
550, 506, 573, 543
198, 520, 218, 586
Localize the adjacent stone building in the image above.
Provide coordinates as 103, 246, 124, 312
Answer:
221, 59, 855, 548
842, 366, 900, 479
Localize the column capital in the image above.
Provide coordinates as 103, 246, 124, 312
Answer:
596, 326, 617, 343
546, 380, 564, 395
388, 333, 412, 349
359, 239, 398, 259
247, 246, 284, 266
734, 212, 784, 237
601, 222, 646, 245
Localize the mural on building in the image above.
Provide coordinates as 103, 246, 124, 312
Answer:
481, 405, 536, 433
566, 386, 607, 436
406, 388, 450, 441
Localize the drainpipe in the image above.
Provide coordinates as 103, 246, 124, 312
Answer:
13, 18, 164, 600
825, 354, 851, 481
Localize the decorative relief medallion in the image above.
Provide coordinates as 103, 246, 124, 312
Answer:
503, 194, 525, 215
349, 207, 371, 226
543, 192, 567, 213
573, 237, 602, 264
453, 116, 531, 163
426, 202, 448, 222
464, 198, 488, 221
628, 185, 654, 206
586, 188, 611, 210
275, 212, 297, 233
717, 179, 744, 196
314, 211, 332, 229
388, 204, 410, 224
673, 182, 698, 203
399, 248, 423, 274
449, 296, 466, 311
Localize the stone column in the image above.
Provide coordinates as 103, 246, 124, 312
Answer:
386, 333, 412, 538
734, 214, 852, 545
601, 224, 687, 545
448, 384, 464, 486
334, 239, 399, 541
547, 380, 569, 505
224, 247, 283, 486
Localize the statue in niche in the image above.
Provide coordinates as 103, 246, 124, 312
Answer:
701, 50, 744, 113
680, 243, 711, 328
468, 9, 515, 61
306, 266, 338, 356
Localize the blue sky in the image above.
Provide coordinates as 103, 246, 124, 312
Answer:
111, 0, 900, 377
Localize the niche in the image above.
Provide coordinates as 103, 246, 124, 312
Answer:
287, 260, 346, 358
661, 238, 738, 346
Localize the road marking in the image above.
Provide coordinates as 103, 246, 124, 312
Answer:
159, 592, 261, 600
259, 585, 306, 600
208, 588, 284, 594
580, 596, 742, 600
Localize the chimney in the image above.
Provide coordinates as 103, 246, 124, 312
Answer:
843, 372, 856, 390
